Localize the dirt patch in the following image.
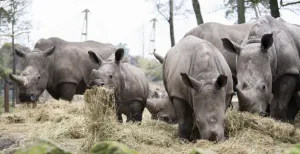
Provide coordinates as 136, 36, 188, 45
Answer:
0, 134, 19, 153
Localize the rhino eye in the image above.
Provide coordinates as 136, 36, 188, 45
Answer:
242, 82, 247, 89
262, 85, 266, 91
109, 75, 113, 79
37, 75, 41, 79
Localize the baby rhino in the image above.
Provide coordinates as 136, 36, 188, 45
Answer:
88, 48, 149, 123
162, 35, 234, 142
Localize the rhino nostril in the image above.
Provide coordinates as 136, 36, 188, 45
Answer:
30, 94, 36, 101
100, 83, 105, 86
208, 131, 218, 142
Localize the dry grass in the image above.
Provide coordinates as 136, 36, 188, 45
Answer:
1, 86, 300, 154
0, 100, 86, 154
82, 87, 300, 154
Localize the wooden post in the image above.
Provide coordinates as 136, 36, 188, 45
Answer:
4, 82, 9, 112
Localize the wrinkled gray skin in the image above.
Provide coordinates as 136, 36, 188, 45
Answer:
9, 37, 115, 104
88, 48, 149, 123
146, 98, 177, 124
163, 36, 234, 142
222, 15, 300, 121
183, 22, 254, 89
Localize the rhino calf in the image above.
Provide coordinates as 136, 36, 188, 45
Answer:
162, 35, 234, 142
146, 98, 177, 124
88, 48, 149, 123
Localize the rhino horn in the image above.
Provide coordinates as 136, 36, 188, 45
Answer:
9, 74, 25, 85
146, 99, 157, 114
153, 49, 164, 64
236, 87, 249, 103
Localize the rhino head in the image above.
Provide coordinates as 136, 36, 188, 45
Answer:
221, 33, 274, 114
180, 73, 228, 142
88, 48, 125, 95
9, 46, 56, 102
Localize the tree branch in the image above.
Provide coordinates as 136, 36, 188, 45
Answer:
154, 0, 169, 21
280, 0, 300, 7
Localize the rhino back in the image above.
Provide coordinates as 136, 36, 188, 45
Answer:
184, 22, 253, 75
163, 36, 233, 102
272, 30, 300, 79
276, 17, 300, 55
36, 39, 115, 89
243, 16, 300, 81
120, 63, 149, 103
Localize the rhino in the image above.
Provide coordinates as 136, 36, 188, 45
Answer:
88, 48, 149, 123
9, 37, 116, 106
221, 15, 300, 121
146, 98, 177, 124
184, 22, 254, 88
162, 35, 234, 142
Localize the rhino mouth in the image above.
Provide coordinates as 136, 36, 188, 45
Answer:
19, 93, 38, 102
88, 79, 105, 88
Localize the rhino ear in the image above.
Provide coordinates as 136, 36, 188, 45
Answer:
180, 73, 202, 91
15, 48, 27, 58
43, 46, 55, 57
261, 33, 273, 53
215, 74, 227, 89
115, 48, 124, 64
88, 51, 103, 65
221, 38, 242, 55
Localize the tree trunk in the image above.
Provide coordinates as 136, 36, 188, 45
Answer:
270, 0, 280, 18
169, 0, 175, 47
192, 0, 204, 25
252, 3, 259, 19
4, 82, 9, 112
237, 0, 245, 24
11, 0, 17, 106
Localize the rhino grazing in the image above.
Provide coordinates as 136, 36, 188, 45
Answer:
162, 35, 234, 142
222, 15, 300, 121
88, 48, 149, 123
9, 37, 116, 105
146, 98, 177, 124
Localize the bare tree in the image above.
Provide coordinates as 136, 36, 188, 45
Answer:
280, 0, 300, 6
223, 0, 269, 22
149, 0, 191, 47
0, 0, 31, 106
270, 0, 280, 17
237, 0, 245, 23
192, 0, 204, 25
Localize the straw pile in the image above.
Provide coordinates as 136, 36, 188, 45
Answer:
82, 86, 300, 154
1, 86, 300, 154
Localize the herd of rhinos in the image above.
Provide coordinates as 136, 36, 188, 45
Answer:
7, 15, 300, 142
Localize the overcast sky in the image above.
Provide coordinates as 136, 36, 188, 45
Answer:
12, 0, 300, 58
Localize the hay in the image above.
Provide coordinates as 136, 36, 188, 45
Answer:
83, 86, 118, 151
0, 99, 86, 154
1, 86, 300, 154
83, 86, 300, 154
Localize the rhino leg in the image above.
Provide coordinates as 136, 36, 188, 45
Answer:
232, 75, 238, 92
58, 83, 77, 101
46, 89, 60, 100
126, 101, 144, 123
270, 75, 297, 121
286, 92, 300, 122
172, 98, 193, 141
